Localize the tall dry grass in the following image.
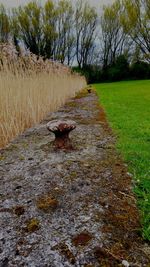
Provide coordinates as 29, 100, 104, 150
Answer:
0, 44, 86, 148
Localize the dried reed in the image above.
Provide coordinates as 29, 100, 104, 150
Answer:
0, 44, 86, 148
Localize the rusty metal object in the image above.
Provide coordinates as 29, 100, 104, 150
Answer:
87, 88, 92, 93
47, 120, 76, 149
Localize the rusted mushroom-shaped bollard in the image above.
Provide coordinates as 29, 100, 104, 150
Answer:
87, 88, 92, 93
47, 120, 76, 149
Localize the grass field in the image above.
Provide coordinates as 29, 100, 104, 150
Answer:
95, 80, 150, 241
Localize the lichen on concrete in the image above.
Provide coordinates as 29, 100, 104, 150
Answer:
0, 90, 149, 267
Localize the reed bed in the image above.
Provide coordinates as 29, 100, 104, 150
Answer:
0, 44, 86, 148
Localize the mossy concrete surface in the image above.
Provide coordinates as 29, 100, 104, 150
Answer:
0, 89, 149, 266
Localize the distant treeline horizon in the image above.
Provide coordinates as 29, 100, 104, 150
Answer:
0, 0, 150, 82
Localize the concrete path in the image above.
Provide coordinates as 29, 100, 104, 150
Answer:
0, 89, 149, 267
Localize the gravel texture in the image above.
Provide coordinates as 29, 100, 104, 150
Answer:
0, 89, 150, 267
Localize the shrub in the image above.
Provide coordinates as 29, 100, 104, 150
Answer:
72, 65, 102, 84
130, 61, 150, 80
107, 55, 130, 81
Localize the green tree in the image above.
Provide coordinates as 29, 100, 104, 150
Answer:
10, 8, 21, 52
43, 0, 58, 59
16, 2, 43, 55
0, 4, 10, 43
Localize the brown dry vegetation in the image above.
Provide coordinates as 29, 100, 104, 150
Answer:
0, 44, 86, 148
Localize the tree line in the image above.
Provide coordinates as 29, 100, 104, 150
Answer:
0, 0, 150, 82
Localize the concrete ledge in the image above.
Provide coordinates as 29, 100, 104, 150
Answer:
0, 89, 149, 266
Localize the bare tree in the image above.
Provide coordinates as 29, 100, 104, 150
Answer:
122, 0, 150, 62
75, 0, 98, 68
55, 0, 75, 64
100, 0, 130, 69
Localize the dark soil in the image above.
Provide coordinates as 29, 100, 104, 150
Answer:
0, 89, 149, 267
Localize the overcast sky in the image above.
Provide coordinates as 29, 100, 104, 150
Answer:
0, 0, 113, 8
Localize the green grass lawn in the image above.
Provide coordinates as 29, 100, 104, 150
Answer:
95, 80, 150, 241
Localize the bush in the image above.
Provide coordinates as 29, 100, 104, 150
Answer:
107, 55, 130, 81
130, 61, 150, 80
72, 65, 102, 84
72, 56, 150, 84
